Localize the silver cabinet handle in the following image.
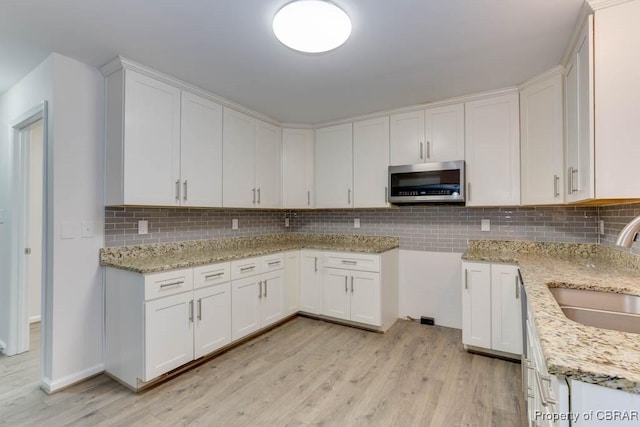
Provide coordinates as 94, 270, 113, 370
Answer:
553, 175, 560, 197
426, 141, 430, 159
314, 257, 318, 272
205, 272, 224, 279
197, 298, 202, 321
183, 180, 188, 201
341, 260, 357, 265
240, 265, 256, 272
160, 280, 184, 288
257, 188, 261, 204
515, 276, 520, 299
348, 189, 351, 204
350, 276, 354, 293
344, 276, 348, 293
252, 188, 256, 204
175, 180, 181, 201
571, 168, 578, 193
264, 279, 268, 298
535, 370, 557, 406
307, 190, 310, 206
189, 300, 194, 322
568, 167, 573, 194
258, 280, 262, 298
419, 141, 424, 159
464, 269, 468, 290
467, 182, 471, 201
385, 187, 388, 202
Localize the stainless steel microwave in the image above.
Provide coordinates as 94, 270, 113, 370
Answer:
388, 160, 465, 204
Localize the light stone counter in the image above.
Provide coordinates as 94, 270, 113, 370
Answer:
100, 233, 399, 274
463, 240, 640, 394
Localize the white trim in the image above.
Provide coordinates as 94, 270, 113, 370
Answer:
40, 364, 105, 394
587, 0, 635, 10
519, 65, 566, 89
561, 3, 593, 66
29, 315, 41, 324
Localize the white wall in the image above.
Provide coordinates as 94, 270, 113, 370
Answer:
27, 119, 44, 323
0, 53, 105, 392
398, 250, 462, 329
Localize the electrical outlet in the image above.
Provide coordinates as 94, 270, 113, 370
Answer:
138, 220, 148, 235
481, 219, 490, 232
354, 218, 360, 228
285, 217, 290, 227
599, 220, 605, 235
232, 218, 239, 230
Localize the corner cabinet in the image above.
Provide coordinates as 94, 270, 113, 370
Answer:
314, 123, 353, 208
461, 260, 522, 357
353, 117, 390, 208
222, 108, 282, 208
282, 129, 314, 209
104, 67, 223, 207
464, 93, 520, 206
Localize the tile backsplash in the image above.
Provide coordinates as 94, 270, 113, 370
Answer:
598, 202, 640, 256
105, 205, 601, 252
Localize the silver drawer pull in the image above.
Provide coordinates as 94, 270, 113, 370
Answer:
240, 266, 256, 272
267, 261, 281, 266
341, 260, 357, 265
160, 280, 184, 288
264, 279, 268, 298
205, 272, 225, 279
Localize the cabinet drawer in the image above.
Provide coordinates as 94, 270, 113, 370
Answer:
323, 252, 380, 272
193, 262, 231, 289
261, 253, 284, 272
231, 257, 261, 279
144, 268, 194, 301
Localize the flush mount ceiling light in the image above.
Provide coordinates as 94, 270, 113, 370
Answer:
273, 0, 352, 53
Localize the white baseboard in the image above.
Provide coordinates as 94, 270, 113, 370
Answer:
40, 363, 104, 394
29, 315, 41, 324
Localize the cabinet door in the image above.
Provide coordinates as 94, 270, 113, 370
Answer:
193, 283, 231, 359
461, 261, 491, 349
520, 73, 564, 205
123, 69, 181, 205
261, 271, 284, 327
282, 128, 314, 208
284, 251, 300, 316
350, 271, 381, 326
353, 117, 390, 208
465, 93, 520, 206
300, 251, 322, 314
322, 268, 350, 321
255, 120, 282, 208
390, 110, 425, 166
424, 103, 465, 162
315, 123, 353, 208
490, 264, 522, 355
231, 276, 261, 341
223, 108, 256, 208
180, 92, 223, 207
144, 292, 194, 381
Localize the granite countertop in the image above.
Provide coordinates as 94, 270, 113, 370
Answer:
463, 240, 640, 394
100, 233, 399, 274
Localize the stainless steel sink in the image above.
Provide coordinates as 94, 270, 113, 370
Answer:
549, 287, 640, 334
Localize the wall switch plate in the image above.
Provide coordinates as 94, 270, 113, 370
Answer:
285, 218, 290, 227
81, 221, 94, 238
599, 220, 605, 235
481, 219, 490, 232
138, 220, 148, 235
354, 218, 360, 228
232, 219, 239, 230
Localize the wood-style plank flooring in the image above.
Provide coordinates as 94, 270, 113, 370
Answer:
0, 318, 525, 426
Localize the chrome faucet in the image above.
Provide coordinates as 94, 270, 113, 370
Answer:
615, 215, 640, 248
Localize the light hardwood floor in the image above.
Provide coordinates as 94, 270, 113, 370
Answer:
0, 318, 525, 426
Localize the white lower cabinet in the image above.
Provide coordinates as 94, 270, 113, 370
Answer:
231, 276, 262, 340
193, 283, 231, 359
461, 261, 522, 356
300, 250, 323, 314
284, 250, 301, 315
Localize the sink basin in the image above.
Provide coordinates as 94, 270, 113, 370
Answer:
549, 287, 640, 334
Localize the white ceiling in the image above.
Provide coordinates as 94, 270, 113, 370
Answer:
0, 0, 584, 124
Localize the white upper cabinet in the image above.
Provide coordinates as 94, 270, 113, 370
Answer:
520, 71, 564, 205
106, 68, 181, 206
353, 117, 390, 208
180, 91, 223, 207
424, 103, 465, 162
315, 123, 353, 208
389, 110, 425, 166
255, 121, 282, 208
223, 108, 282, 208
465, 93, 520, 206
282, 128, 314, 209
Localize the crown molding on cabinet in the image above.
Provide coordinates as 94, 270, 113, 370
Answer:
561, 3, 593, 67
518, 65, 565, 89
587, 0, 636, 10
100, 56, 281, 127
